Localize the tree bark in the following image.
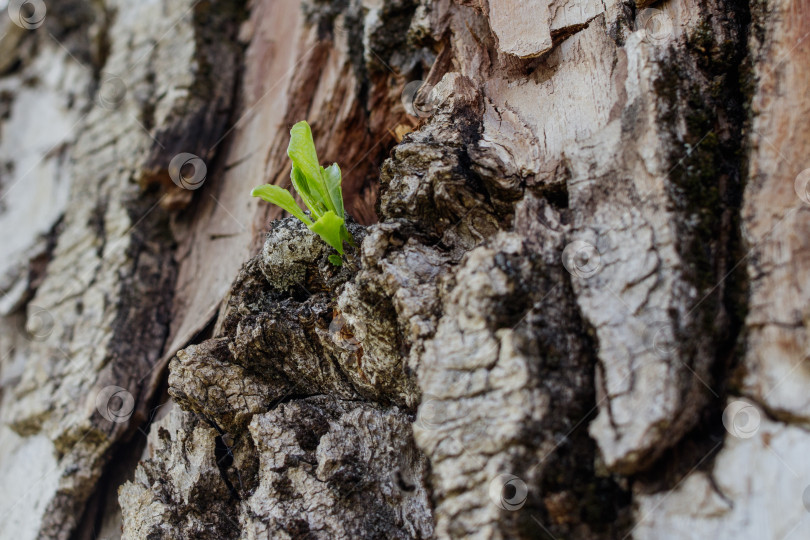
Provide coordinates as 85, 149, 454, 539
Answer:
0, 0, 807, 538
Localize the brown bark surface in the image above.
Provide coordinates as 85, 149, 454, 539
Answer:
0, 0, 807, 538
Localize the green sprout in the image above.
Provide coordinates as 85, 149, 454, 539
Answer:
251, 121, 354, 266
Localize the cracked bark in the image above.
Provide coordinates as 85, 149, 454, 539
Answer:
0, 0, 807, 539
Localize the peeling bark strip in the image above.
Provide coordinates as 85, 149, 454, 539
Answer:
0, 0, 808, 538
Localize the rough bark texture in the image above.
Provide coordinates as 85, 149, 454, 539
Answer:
0, 0, 808, 538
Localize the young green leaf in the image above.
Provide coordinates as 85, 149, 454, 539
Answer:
328, 254, 343, 266
287, 121, 321, 184
321, 163, 345, 219
287, 121, 334, 214
251, 184, 313, 226
308, 210, 345, 254
291, 165, 325, 218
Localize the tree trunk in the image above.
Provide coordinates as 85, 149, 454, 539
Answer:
0, 0, 807, 538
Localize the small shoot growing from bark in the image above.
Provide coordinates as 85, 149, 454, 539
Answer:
251, 121, 354, 266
